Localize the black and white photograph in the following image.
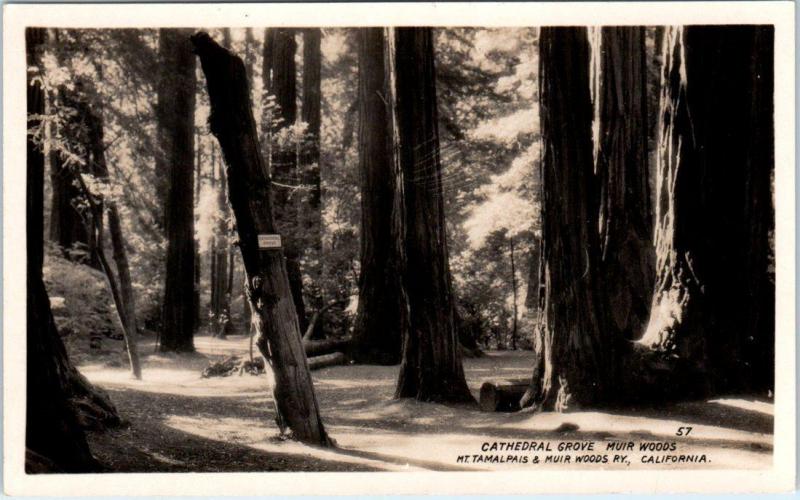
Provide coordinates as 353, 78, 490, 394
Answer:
4, 2, 795, 495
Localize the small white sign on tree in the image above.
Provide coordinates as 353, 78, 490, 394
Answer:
258, 234, 282, 249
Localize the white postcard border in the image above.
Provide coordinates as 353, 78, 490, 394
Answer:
3, 2, 795, 495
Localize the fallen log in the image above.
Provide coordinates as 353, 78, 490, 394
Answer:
308, 352, 348, 371
202, 351, 349, 377
303, 337, 351, 357
479, 378, 530, 412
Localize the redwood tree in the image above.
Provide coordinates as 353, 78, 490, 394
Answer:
522, 27, 608, 411
351, 28, 407, 365
595, 27, 653, 346
210, 152, 232, 338
192, 32, 331, 446
393, 28, 473, 403
26, 28, 118, 472
301, 28, 324, 324
158, 29, 197, 352
636, 26, 775, 395
49, 96, 100, 267
263, 28, 308, 333
80, 101, 142, 379
301, 28, 322, 188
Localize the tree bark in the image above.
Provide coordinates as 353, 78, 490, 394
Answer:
211, 155, 231, 338
193, 32, 332, 446
263, 28, 309, 334
26, 28, 118, 472
351, 28, 407, 365
523, 27, 607, 412
193, 129, 202, 331
49, 141, 95, 265
636, 26, 775, 396
80, 101, 142, 380
302, 29, 322, 169
48, 78, 100, 268
393, 28, 474, 404
107, 204, 142, 379
523, 237, 542, 327
301, 28, 324, 328
509, 236, 518, 350
594, 27, 654, 349
159, 29, 197, 352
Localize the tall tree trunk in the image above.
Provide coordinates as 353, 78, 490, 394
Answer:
646, 27, 666, 208
522, 27, 607, 412
26, 28, 118, 472
263, 28, 309, 334
592, 26, 654, 391
509, 236, 518, 350
49, 150, 95, 265
636, 26, 775, 396
81, 101, 142, 380
226, 240, 236, 333
301, 29, 321, 169
192, 32, 332, 446
48, 74, 99, 268
524, 236, 542, 327
243, 29, 255, 335
107, 204, 142, 379
209, 145, 219, 328
245, 28, 256, 92
212, 153, 230, 338
351, 28, 407, 365
301, 28, 324, 328
159, 29, 197, 352
393, 28, 473, 403
193, 129, 202, 331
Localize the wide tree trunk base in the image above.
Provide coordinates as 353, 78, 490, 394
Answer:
67, 370, 122, 431
394, 374, 476, 405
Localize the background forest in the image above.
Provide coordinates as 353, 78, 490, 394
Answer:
37, 28, 548, 353
25, 25, 775, 473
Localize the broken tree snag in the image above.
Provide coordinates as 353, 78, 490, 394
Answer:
636, 26, 775, 397
192, 32, 332, 447
479, 379, 530, 413
524, 27, 608, 412
393, 27, 474, 404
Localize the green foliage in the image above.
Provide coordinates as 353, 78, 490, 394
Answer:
436, 28, 541, 349
317, 28, 360, 336
35, 29, 166, 335
33, 27, 544, 349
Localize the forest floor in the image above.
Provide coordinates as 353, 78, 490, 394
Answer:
76, 334, 774, 472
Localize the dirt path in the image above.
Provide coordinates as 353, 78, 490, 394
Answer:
81, 335, 773, 472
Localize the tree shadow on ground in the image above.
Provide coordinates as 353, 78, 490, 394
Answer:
627, 399, 773, 435
81, 351, 773, 472
86, 388, 381, 472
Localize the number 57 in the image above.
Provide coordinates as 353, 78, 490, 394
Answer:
676, 426, 693, 436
